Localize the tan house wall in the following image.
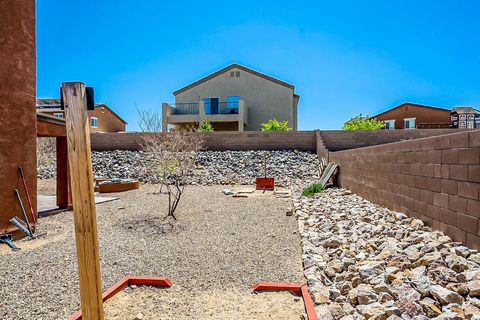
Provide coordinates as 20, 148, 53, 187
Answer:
175, 66, 296, 131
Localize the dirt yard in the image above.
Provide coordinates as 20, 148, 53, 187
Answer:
104, 286, 305, 320
0, 182, 303, 319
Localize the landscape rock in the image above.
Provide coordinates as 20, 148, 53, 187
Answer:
38, 149, 320, 187
294, 187, 480, 320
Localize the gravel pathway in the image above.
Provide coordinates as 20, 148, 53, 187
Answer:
0, 184, 302, 320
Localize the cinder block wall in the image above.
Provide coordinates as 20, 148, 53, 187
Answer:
329, 130, 480, 249
91, 131, 317, 152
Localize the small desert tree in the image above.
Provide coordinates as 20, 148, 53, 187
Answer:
198, 120, 214, 132
261, 119, 292, 131
142, 127, 203, 220
343, 114, 385, 130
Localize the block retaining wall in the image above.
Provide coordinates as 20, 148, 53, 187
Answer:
327, 130, 480, 249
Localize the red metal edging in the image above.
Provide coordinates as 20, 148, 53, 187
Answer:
68, 276, 172, 320
252, 282, 318, 320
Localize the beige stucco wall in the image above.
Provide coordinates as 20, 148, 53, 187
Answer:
174, 67, 296, 131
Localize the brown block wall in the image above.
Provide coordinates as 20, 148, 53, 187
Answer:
329, 130, 480, 249
91, 131, 317, 152
0, 0, 37, 234
90, 129, 463, 153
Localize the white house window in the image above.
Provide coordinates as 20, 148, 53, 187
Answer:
90, 117, 98, 128
384, 120, 395, 130
53, 113, 64, 119
404, 118, 416, 129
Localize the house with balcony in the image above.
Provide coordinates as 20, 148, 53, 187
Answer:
162, 64, 299, 131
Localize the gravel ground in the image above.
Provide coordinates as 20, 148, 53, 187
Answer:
104, 286, 305, 320
0, 183, 303, 320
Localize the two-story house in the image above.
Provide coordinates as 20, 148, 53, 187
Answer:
162, 64, 299, 131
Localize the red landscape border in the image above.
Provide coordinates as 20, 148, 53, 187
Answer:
252, 282, 318, 320
67, 276, 173, 320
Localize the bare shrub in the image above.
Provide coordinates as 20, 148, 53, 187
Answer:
137, 106, 162, 132
140, 117, 204, 219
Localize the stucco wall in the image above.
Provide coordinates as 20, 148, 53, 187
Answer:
175, 67, 296, 131
0, 0, 37, 234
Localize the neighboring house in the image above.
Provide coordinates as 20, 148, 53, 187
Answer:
36, 98, 127, 133
373, 103, 451, 129
450, 106, 480, 129
162, 63, 299, 131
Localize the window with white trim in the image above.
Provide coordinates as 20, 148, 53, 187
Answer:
384, 120, 395, 130
404, 118, 416, 129
90, 117, 98, 128
53, 113, 64, 119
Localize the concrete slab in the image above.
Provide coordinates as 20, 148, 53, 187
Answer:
37, 195, 119, 212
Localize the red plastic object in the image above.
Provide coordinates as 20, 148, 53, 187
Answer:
252, 282, 318, 320
256, 177, 275, 190
68, 276, 172, 320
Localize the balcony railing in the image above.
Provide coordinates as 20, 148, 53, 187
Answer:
171, 103, 200, 115
169, 102, 239, 115
205, 102, 239, 115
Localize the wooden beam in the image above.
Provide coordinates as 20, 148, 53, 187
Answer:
62, 82, 104, 320
56, 137, 71, 209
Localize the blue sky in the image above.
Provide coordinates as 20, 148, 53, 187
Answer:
37, 0, 480, 131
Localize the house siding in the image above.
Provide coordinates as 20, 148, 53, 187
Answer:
175, 67, 296, 131
40, 106, 126, 133
375, 103, 451, 129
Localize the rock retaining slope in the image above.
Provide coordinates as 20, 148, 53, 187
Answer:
294, 188, 480, 319
38, 150, 320, 187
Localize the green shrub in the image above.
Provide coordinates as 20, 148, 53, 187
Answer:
342, 113, 385, 130
198, 120, 214, 132
260, 119, 292, 131
302, 183, 323, 197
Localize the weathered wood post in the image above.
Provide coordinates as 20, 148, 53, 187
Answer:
62, 82, 104, 320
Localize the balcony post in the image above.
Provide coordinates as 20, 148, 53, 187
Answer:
162, 103, 170, 132
199, 101, 206, 127
238, 99, 245, 131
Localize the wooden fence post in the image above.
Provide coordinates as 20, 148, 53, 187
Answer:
62, 82, 104, 320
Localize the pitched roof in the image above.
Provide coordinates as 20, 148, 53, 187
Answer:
36, 98, 127, 124
173, 63, 296, 96
373, 102, 450, 118
95, 104, 128, 124
451, 106, 480, 114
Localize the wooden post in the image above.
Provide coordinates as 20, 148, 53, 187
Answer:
62, 82, 104, 320
56, 136, 71, 209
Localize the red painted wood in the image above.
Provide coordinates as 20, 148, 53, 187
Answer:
255, 178, 275, 190
301, 285, 318, 320
68, 276, 173, 320
128, 276, 173, 287
251, 282, 302, 293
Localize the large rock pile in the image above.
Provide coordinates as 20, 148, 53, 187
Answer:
38, 150, 320, 187
294, 188, 480, 319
